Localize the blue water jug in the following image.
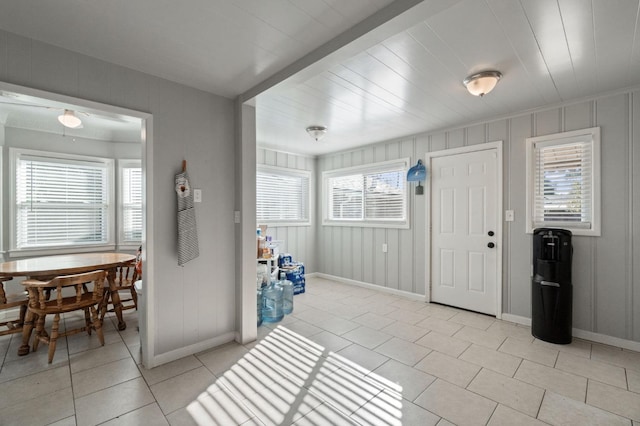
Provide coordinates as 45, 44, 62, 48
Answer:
280, 279, 294, 314
257, 288, 263, 327
261, 282, 284, 323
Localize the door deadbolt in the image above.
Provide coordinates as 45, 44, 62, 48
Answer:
488, 231, 495, 236
487, 242, 495, 248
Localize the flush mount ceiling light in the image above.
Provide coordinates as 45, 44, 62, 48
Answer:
463, 70, 502, 97
58, 109, 82, 128
306, 125, 327, 141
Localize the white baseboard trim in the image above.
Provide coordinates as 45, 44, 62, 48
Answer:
500, 314, 640, 352
314, 273, 426, 302
147, 331, 236, 368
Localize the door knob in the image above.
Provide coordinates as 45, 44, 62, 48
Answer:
487, 242, 495, 248
488, 231, 495, 236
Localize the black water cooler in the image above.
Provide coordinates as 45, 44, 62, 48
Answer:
531, 228, 573, 344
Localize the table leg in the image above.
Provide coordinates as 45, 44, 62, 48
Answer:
107, 269, 127, 331
18, 309, 35, 356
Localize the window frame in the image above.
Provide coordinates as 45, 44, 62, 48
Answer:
9, 148, 116, 257
322, 157, 410, 229
256, 164, 311, 227
118, 159, 143, 249
525, 127, 601, 236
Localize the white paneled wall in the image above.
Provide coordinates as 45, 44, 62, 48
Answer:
0, 29, 237, 365
257, 148, 317, 272
318, 89, 640, 342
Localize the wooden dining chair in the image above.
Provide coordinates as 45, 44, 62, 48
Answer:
22, 270, 106, 363
0, 276, 29, 337
100, 258, 139, 321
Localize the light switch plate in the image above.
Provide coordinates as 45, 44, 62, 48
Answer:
382, 243, 388, 253
234, 211, 241, 223
193, 189, 202, 203
505, 210, 514, 222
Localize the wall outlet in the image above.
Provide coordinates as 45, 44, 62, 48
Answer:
193, 189, 202, 203
382, 243, 388, 253
505, 210, 514, 222
234, 211, 241, 223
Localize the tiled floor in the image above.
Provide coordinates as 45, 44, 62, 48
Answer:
1, 276, 639, 425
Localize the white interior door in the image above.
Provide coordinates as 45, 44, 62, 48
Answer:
430, 146, 500, 315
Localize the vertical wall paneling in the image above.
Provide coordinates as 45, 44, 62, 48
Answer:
632, 91, 640, 342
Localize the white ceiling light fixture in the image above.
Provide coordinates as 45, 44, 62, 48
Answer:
58, 109, 83, 128
463, 71, 502, 97
306, 125, 327, 141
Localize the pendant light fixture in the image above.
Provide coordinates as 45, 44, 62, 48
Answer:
306, 125, 327, 141
463, 71, 502, 97
58, 109, 83, 128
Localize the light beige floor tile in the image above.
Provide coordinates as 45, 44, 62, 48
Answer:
364, 301, 399, 316
140, 354, 202, 386
0, 386, 74, 426
499, 337, 558, 367
351, 389, 441, 426
449, 311, 496, 330
467, 368, 544, 417
414, 351, 481, 388
418, 305, 459, 320
532, 337, 592, 359
74, 377, 154, 426
294, 308, 334, 324
487, 404, 546, 426
416, 316, 463, 336
0, 365, 71, 411
217, 352, 290, 400
150, 366, 218, 415
391, 299, 429, 312
2, 332, 67, 364
67, 329, 123, 355
375, 337, 432, 366
337, 343, 390, 373
307, 366, 383, 415
292, 402, 359, 425
591, 344, 640, 372
325, 303, 369, 320
415, 331, 471, 357
540, 390, 630, 426
0, 347, 70, 384
69, 340, 131, 373
453, 326, 507, 350
196, 342, 249, 375
381, 321, 429, 342
514, 360, 587, 401
305, 330, 352, 354
436, 420, 456, 426
556, 351, 627, 389
587, 379, 640, 421
414, 379, 497, 426
47, 416, 77, 426
486, 321, 534, 342
353, 312, 397, 330
342, 326, 393, 349
385, 308, 430, 325
370, 358, 437, 401
183, 385, 254, 425
72, 356, 141, 398
242, 376, 323, 425
102, 402, 169, 425
278, 320, 323, 338
459, 344, 523, 377
628, 368, 640, 393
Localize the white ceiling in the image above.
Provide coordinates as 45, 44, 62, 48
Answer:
1, 0, 640, 155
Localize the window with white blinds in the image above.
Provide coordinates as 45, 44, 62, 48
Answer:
256, 165, 310, 225
526, 127, 600, 236
323, 158, 409, 228
119, 160, 142, 244
12, 150, 114, 250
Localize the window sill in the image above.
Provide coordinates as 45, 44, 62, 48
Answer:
8, 244, 117, 259
322, 221, 409, 229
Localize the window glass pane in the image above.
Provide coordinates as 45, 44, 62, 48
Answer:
256, 168, 309, 223
329, 175, 363, 220
16, 156, 109, 248
364, 170, 405, 220
122, 166, 142, 242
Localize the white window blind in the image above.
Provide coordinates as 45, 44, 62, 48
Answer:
256, 166, 310, 224
15, 154, 111, 249
526, 127, 600, 236
121, 165, 142, 242
324, 159, 408, 227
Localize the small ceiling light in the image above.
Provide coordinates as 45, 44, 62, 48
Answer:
306, 125, 327, 141
58, 109, 82, 128
463, 71, 502, 97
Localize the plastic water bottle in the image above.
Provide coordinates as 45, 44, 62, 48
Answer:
261, 282, 283, 323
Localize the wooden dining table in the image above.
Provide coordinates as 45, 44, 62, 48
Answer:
0, 252, 136, 356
